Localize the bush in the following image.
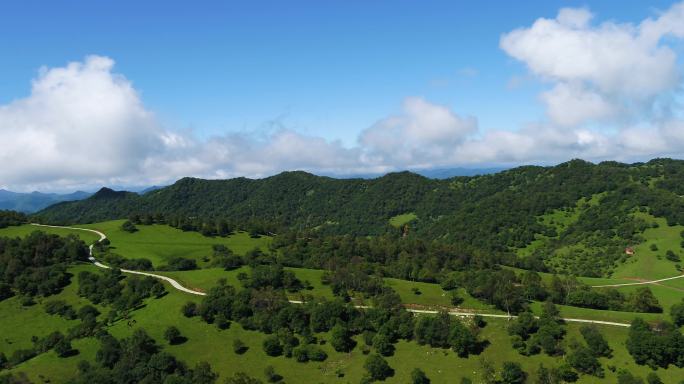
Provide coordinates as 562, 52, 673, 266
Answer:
579, 325, 612, 357
666, 250, 681, 262
292, 345, 327, 363
262, 336, 283, 357
182, 301, 198, 317
54, 339, 73, 357
164, 326, 183, 345
501, 362, 526, 384
363, 354, 393, 381
264, 365, 281, 383
330, 324, 355, 352
121, 220, 138, 233
410, 368, 430, 384
372, 333, 395, 356
233, 339, 248, 354
9, 349, 36, 365
44, 300, 77, 319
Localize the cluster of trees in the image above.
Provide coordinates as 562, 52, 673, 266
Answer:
78, 269, 166, 311
72, 329, 218, 384
565, 325, 613, 378
413, 311, 486, 357
184, 271, 489, 369
0, 210, 26, 229
508, 301, 566, 357
626, 318, 684, 369
0, 231, 88, 300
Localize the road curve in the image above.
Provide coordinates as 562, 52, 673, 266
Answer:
30, 223, 631, 327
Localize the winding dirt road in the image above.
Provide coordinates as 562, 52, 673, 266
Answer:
31, 223, 633, 327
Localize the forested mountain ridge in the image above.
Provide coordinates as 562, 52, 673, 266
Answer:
35, 158, 684, 276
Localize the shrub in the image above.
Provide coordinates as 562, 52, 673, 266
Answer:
262, 336, 283, 357
363, 354, 393, 381
182, 301, 198, 317
233, 339, 248, 354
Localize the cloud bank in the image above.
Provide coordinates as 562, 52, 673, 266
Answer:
1, 2, 684, 191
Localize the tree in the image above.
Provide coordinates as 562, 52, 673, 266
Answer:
410, 368, 430, 384
54, 339, 73, 357
671, 299, 684, 326
628, 287, 662, 313
182, 301, 198, 317
567, 346, 602, 376
330, 324, 355, 353
363, 354, 393, 381
372, 333, 394, 356
264, 366, 281, 383
449, 319, 480, 357
164, 326, 183, 345
579, 325, 612, 357
262, 336, 283, 357
190, 361, 218, 384
508, 311, 538, 340
95, 334, 121, 369
617, 370, 644, 384
233, 339, 248, 354
501, 362, 526, 384
646, 372, 663, 384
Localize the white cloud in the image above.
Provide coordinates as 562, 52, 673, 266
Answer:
6, 6, 684, 196
500, 2, 684, 126
359, 97, 477, 168
0, 56, 165, 190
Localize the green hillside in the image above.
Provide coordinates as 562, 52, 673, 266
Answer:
35, 159, 684, 277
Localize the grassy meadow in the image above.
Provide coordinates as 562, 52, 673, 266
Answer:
3, 219, 684, 383
79, 219, 271, 268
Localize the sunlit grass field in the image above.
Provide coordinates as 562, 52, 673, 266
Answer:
79, 220, 271, 268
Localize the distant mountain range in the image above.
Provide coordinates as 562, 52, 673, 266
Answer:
0, 190, 92, 213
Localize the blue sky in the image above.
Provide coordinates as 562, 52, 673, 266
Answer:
1, 1, 684, 191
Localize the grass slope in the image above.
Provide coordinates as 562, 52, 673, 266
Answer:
612, 213, 684, 280
0, 224, 100, 244
80, 220, 271, 268
7, 279, 684, 383
388, 212, 417, 228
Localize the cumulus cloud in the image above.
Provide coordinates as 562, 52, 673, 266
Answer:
359, 97, 477, 168
0, 56, 166, 190
500, 2, 684, 126
5, 0, 684, 196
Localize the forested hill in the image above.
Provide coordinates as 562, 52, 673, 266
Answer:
35, 159, 684, 274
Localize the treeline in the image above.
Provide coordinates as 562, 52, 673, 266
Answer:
0, 210, 27, 229
0, 231, 89, 300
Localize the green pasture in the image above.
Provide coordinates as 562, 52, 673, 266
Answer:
8, 279, 684, 384
612, 213, 684, 280
0, 224, 100, 244
0, 264, 105, 357
80, 220, 271, 268
388, 212, 417, 228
